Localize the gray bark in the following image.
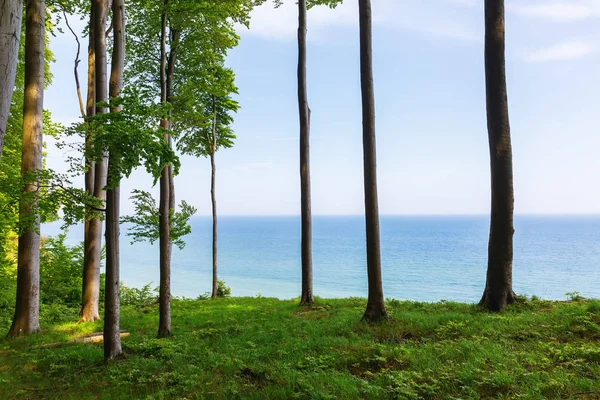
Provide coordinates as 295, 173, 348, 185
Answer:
0, 0, 23, 156
480, 0, 515, 312
210, 96, 217, 299
358, 0, 388, 323
104, 0, 124, 359
298, 0, 313, 306
7, 0, 44, 338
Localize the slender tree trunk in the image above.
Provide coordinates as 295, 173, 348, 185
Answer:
210, 96, 218, 299
297, 0, 313, 307
479, 0, 515, 312
157, 1, 172, 338
104, 182, 121, 358
103, 0, 124, 359
7, 0, 44, 338
0, 0, 24, 156
83, 0, 108, 323
358, 0, 388, 323
81, 0, 99, 322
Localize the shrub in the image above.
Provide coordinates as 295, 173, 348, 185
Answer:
217, 280, 231, 298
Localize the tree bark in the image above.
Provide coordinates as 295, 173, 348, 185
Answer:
81, 0, 99, 322
82, 0, 108, 323
0, 0, 24, 156
480, 0, 515, 312
297, 0, 313, 307
103, 0, 124, 359
210, 95, 218, 299
157, 1, 172, 338
358, 0, 388, 323
7, 0, 44, 338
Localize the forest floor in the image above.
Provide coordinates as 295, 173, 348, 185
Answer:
1, 296, 600, 399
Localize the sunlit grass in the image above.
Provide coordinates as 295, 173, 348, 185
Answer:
1, 297, 600, 399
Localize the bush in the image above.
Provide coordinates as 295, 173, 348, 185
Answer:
120, 282, 158, 307
217, 280, 231, 298
39, 234, 83, 307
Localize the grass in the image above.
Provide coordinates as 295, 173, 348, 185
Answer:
1, 296, 600, 399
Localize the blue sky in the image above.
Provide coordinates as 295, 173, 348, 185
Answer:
45, 0, 600, 215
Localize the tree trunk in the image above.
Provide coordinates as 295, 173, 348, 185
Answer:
479, 0, 515, 312
210, 96, 218, 299
81, 0, 99, 322
358, 0, 388, 323
157, 1, 172, 338
82, 0, 108, 323
7, 0, 44, 338
297, 0, 313, 307
104, 182, 121, 358
103, 0, 124, 359
0, 0, 24, 156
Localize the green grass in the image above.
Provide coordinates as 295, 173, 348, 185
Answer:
2, 297, 600, 399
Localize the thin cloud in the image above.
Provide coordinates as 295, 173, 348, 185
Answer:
509, 0, 600, 22
520, 40, 595, 62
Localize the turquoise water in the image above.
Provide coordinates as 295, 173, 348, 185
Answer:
47, 215, 600, 302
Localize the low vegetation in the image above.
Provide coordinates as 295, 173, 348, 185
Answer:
2, 296, 600, 399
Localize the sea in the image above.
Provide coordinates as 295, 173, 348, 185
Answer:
44, 215, 600, 303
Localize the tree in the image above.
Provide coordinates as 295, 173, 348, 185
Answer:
0, 0, 24, 156
127, 0, 260, 332
80, 0, 101, 322
297, 0, 313, 306
479, 0, 515, 312
103, 0, 125, 359
358, 0, 388, 322
7, 0, 45, 337
80, 0, 108, 322
176, 66, 238, 300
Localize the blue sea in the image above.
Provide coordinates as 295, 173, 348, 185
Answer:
45, 216, 600, 303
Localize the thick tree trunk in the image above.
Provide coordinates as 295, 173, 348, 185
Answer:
103, 0, 124, 359
358, 0, 388, 323
297, 0, 313, 307
0, 0, 24, 156
81, 0, 99, 322
82, 0, 108, 322
480, 0, 515, 312
157, 2, 172, 338
7, 0, 44, 338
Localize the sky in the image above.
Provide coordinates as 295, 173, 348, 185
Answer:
44, 0, 600, 216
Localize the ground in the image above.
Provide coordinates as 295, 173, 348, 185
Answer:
1, 296, 600, 399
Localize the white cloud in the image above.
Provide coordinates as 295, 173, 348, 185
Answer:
240, 0, 480, 43
520, 40, 595, 62
509, 0, 600, 22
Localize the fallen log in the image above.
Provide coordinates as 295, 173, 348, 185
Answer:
35, 331, 130, 349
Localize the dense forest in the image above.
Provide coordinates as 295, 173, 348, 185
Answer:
2, 0, 598, 398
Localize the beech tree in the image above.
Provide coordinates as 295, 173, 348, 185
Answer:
480, 0, 515, 312
176, 65, 238, 299
0, 0, 24, 155
358, 0, 388, 322
297, 0, 313, 306
7, 0, 45, 337
80, 0, 109, 322
127, 0, 261, 334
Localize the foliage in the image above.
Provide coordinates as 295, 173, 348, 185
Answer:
60, 89, 179, 189
175, 64, 240, 158
121, 189, 197, 250
216, 280, 232, 298
120, 282, 159, 307
39, 234, 84, 307
2, 298, 600, 398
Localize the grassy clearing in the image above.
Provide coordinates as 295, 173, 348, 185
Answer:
1, 297, 600, 399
